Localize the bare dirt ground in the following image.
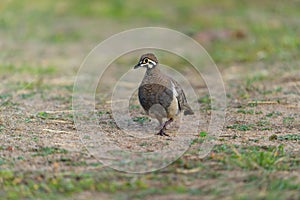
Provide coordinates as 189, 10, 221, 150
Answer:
0, 1, 300, 199
1, 47, 299, 199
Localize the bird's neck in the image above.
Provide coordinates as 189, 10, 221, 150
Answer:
146, 65, 160, 75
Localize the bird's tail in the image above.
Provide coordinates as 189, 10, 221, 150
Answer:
183, 104, 194, 115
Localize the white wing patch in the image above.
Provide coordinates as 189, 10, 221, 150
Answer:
171, 81, 178, 97
168, 81, 180, 116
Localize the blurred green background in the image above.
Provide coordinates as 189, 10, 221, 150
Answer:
1, 0, 299, 66
0, 0, 299, 200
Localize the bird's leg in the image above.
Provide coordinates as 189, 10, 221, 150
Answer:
157, 118, 173, 136
156, 120, 168, 130
155, 118, 164, 130
164, 118, 174, 127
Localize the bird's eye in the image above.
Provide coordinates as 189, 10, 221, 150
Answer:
143, 58, 148, 63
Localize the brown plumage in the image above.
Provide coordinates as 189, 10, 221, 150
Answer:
134, 53, 194, 136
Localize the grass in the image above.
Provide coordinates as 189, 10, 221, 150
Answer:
0, 170, 151, 199
198, 94, 212, 110
265, 111, 282, 118
1, 0, 299, 64
0, 93, 12, 99
180, 144, 294, 171
276, 134, 300, 141
31, 146, 68, 157
1, 0, 300, 199
132, 116, 150, 124
35, 111, 73, 121
0, 144, 298, 199
227, 123, 253, 131
283, 116, 295, 126
237, 109, 254, 114
199, 131, 207, 137
0, 64, 56, 75
224, 145, 287, 170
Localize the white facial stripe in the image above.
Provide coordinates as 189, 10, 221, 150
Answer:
140, 59, 157, 69
140, 63, 151, 68
148, 59, 156, 66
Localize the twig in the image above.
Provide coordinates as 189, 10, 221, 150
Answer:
41, 110, 74, 114
247, 100, 278, 105
176, 167, 202, 174
42, 128, 75, 134
46, 119, 73, 124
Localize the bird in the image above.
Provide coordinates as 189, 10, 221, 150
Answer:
134, 53, 194, 136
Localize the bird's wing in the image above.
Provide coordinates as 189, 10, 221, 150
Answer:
138, 83, 173, 112
170, 79, 194, 115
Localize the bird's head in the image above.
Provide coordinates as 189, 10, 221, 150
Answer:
134, 53, 158, 69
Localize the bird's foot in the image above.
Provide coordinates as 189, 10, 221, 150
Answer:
157, 129, 170, 137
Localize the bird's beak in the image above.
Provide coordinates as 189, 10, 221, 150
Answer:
134, 63, 141, 69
